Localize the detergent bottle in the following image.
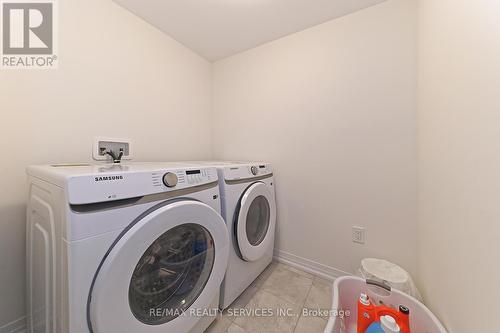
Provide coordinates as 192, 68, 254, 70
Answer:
357, 293, 375, 333
357, 291, 411, 333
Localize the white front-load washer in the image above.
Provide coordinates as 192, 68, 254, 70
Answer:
26, 163, 229, 333
189, 162, 276, 309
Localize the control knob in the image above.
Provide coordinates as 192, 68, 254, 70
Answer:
251, 166, 258, 176
163, 172, 178, 188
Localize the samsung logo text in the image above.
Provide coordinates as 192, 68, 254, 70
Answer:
94, 175, 124, 182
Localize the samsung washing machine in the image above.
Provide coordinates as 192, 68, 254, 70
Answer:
189, 162, 276, 309
26, 163, 229, 333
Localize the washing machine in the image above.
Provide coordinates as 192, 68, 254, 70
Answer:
26, 163, 230, 333
190, 162, 276, 309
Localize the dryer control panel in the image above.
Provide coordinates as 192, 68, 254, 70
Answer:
223, 163, 273, 181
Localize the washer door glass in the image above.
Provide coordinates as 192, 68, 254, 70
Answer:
245, 196, 270, 246
129, 223, 214, 325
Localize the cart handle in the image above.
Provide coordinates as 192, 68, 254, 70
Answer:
366, 279, 392, 292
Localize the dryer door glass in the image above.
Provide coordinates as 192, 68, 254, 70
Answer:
245, 195, 270, 246
128, 223, 214, 325
236, 182, 276, 262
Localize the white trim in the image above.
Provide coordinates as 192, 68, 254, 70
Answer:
0, 316, 26, 333
274, 249, 351, 281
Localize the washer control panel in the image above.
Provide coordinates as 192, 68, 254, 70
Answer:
58, 165, 218, 205
152, 168, 216, 190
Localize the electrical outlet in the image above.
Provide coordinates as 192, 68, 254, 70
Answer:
352, 226, 365, 244
93, 137, 132, 161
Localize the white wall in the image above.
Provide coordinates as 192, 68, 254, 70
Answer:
417, 0, 500, 331
0, 0, 212, 327
213, 0, 418, 277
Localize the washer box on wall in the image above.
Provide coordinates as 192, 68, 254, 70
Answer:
92, 137, 133, 161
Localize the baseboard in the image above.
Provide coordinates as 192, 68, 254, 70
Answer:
274, 249, 351, 281
0, 316, 26, 333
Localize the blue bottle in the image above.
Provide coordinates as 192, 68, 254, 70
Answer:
365, 322, 384, 333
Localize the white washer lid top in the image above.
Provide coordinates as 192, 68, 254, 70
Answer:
361, 258, 409, 284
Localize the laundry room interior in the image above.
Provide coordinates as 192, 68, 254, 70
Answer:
0, 0, 498, 332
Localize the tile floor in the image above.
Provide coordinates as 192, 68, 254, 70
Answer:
206, 261, 333, 333
17, 262, 331, 333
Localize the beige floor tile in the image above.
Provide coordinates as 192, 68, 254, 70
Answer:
209, 261, 335, 333
232, 290, 301, 333
293, 315, 328, 333
260, 264, 313, 306
205, 315, 233, 333
253, 261, 279, 286
223, 262, 278, 311
304, 277, 333, 319
313, 275, 334, 286
225, 279, 260, 310
226, 323, 247, 333
278, 262, 315, 280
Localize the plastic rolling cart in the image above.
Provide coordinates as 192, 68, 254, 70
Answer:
324, 277, 447, 333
